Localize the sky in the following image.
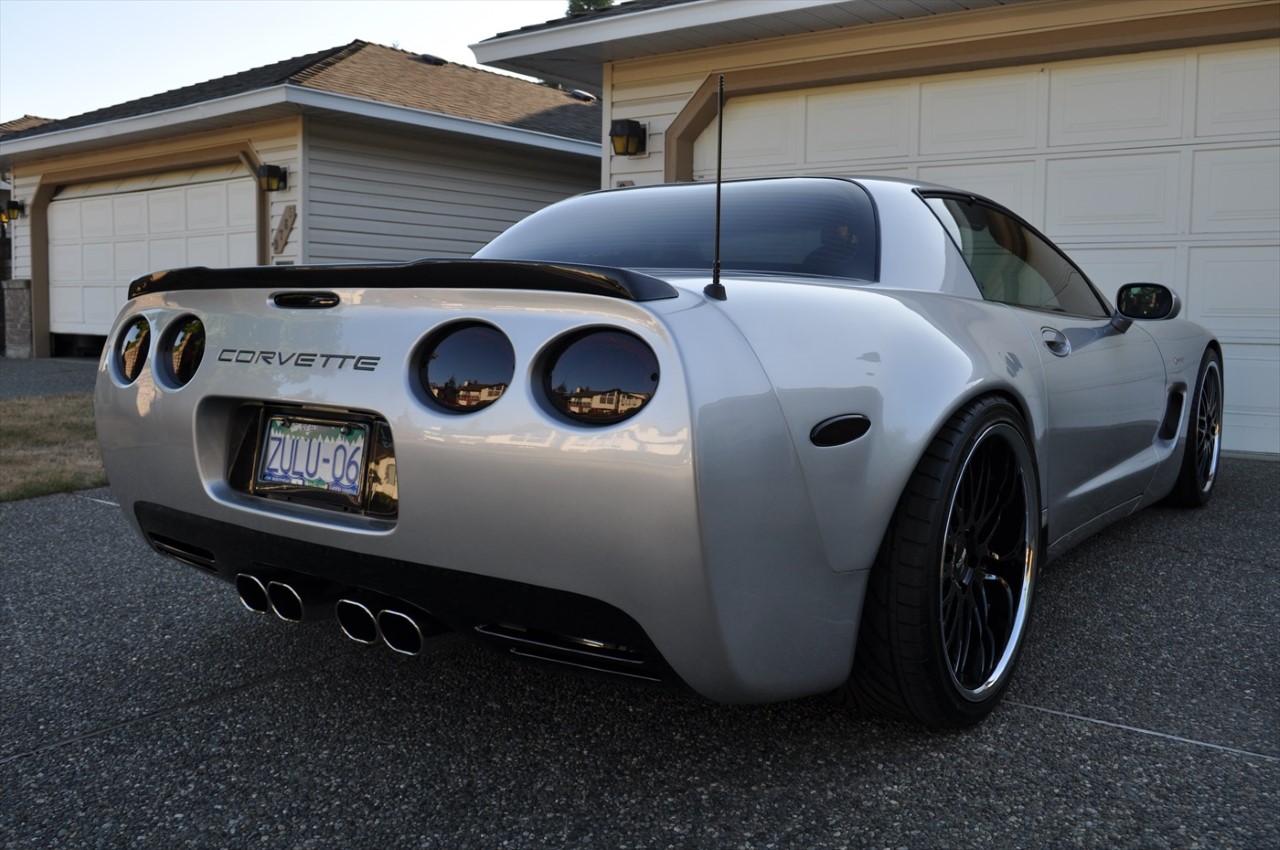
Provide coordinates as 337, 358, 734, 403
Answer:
0, 0, 571, 123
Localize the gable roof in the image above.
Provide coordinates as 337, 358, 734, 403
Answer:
3, 40, 601, 145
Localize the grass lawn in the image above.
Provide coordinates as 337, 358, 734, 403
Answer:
0, 394, 108, 501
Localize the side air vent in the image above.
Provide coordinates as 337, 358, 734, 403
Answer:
148, 533, 217, 573
1159, 392, 1185, 441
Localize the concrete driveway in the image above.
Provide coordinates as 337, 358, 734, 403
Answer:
1, 356, 1277, 849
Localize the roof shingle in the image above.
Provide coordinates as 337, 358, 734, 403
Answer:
5, 41, 601, 143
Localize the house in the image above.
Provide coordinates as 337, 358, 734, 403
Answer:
474, 0, 1280, 455
0, 41, 602, 357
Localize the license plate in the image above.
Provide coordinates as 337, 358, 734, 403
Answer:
257, 417, 367, 497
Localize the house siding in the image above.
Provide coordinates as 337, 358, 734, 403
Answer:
303, 121, 598, 263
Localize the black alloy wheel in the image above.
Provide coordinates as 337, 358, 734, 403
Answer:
840, 396, 1040, 728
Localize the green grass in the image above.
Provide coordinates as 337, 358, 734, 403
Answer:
0, 394, 108, 501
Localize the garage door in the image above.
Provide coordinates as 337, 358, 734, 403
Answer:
693, 41, 1280, 455
47, 163, 257, 336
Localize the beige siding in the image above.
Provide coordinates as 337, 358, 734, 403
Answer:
303, 121, 598, 263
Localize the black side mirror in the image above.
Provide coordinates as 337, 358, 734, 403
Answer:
1116, 283, 1181, 321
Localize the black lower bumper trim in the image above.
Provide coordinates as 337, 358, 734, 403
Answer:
133, 502, 678, 684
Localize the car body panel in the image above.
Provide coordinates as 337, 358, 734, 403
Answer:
95, 176, 1219, 704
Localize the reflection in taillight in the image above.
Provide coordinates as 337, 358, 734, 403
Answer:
162, 315, 205, 387
421, 322, 515, 412
543, 330, 659, 424
116, 316, 151, 384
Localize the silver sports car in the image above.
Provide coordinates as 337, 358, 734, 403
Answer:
95, 176, 1222, 728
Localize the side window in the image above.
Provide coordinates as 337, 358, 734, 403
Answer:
925, 196, 1108, 318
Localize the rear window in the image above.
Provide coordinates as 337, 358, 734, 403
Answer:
475, 178, 878, 281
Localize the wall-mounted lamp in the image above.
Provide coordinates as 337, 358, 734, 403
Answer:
609, 119, 647, 156
256, 164, 288, 192
4, 199, 26, 219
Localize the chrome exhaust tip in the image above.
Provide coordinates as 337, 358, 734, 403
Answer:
267, 580, 306, 623
377, 609, 424, 656
235, 573, 271, 614
335, 599, 379, 644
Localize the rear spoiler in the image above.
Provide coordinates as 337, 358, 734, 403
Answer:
128, 259, 680, 302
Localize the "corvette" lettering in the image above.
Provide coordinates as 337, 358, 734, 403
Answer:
217, 349, 381, 371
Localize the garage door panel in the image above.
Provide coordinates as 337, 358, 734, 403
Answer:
186, 184, 228, 231
1050, 56, 1185, 146
83, 286, 117, 328
114, 241, 148, 281
228, 181, 256, 227
806, 86, 911, 162
148, 189, 187, 234
1197, 46, 1280, 138
229, 231, 258, 265
49, 286, 83, 324
148, 237, 187, 272
186, 234, 229, 267
1192, 147, 1280, 233
48, 244, 81, 281
1045, 153, 1181, 236
1187, 245, 1280, 344
112, 195, 147, 236
1220, 343, 1280, 454
920, 74, 1037, 155
1067, 246, 1179, 294
917, 160, 1037, 221
47, 203, 81, 241
82, 243, 114, 280
80, 198, 114, 239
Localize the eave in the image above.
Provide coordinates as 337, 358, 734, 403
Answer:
0, 85, 600, 167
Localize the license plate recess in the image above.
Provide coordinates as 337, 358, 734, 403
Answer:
228, 405, 398, 519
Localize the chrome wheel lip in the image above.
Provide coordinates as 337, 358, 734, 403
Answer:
938, 421, 1037, 702
1195, 360, 1223, 495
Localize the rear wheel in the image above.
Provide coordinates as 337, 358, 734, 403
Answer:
1166, 350, 1223, 508
839, 396, 1040, 728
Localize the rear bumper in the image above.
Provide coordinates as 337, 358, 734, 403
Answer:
134, 501, 679, 684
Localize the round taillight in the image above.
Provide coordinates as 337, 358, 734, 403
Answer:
543, 330, 659, 424
161, 315, 205, 387
421, 322, 515, 412
115, 316, 151, 384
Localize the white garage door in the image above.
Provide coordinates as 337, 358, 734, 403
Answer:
693, 41, 1280, 455
48, 163, 257, 336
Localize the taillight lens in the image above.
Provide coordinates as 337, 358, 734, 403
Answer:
543, 330, 659, 424
116, 316, 151, 384
161, 315, 205, 387
421, 322, 515, 412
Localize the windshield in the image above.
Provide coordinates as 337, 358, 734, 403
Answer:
475, 178, 878, 281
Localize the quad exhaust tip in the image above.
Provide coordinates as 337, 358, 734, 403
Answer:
241, 578, 436, 656
377, 609, 425, 656
335, 599, 379, 645
236, 573, 271, 615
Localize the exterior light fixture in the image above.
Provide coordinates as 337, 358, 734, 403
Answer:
4, 199, 25, 219
256, 164, 288, 192
609, 119, 647, 156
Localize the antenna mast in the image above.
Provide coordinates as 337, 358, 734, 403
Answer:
704, 74, 728, 301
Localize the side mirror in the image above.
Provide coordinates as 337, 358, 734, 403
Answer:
1116, 283, 1181, 321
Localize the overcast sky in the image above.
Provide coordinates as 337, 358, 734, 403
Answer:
0, 0, 570, 123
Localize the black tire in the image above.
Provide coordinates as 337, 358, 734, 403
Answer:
1165, 349, 1223, 508
838, 396, 1041, 728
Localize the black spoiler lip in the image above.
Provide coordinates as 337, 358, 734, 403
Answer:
127, 258, 680, 302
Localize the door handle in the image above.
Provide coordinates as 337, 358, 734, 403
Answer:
1041, 327, 1071, 357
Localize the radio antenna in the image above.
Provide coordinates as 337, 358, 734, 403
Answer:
704, 74, 728, 301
